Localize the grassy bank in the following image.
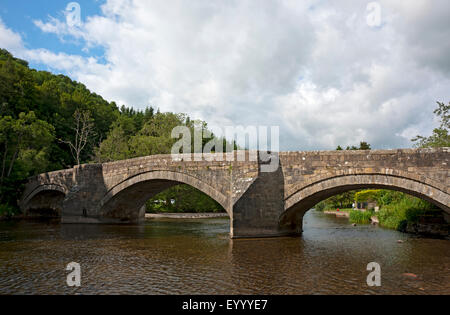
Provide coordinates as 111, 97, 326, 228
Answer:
377, 197, 440, 230
323, 208, 352, 213
316, 189, 445, 232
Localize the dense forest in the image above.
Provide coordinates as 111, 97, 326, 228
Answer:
0, 49, 231, 216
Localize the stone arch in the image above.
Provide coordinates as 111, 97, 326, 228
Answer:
100, 170, 229, 222
279, 174, 450, 234
20, 184, 67, 217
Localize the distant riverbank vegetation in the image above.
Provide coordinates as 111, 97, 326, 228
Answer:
145, 185, 224, 213
316, 188, 445, 231
0, 49, 232, 217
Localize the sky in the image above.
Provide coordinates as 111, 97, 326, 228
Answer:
0, 0, 449, 151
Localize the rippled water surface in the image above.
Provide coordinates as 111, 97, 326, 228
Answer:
0, 211, 449, 294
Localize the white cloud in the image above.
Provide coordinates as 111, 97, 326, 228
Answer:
0, 19, 24, 52
3, 0, 450, 150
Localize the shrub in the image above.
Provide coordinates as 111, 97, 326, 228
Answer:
349, 210, 373, 224
0, 204, 17, 218
315, 201, 326, 212
375, 190, 405, 206
378, 195, 439, 230
355, 190, 380, 202
378, 207, 402, 229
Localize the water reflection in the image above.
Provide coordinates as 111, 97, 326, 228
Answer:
0, 211, 448, 295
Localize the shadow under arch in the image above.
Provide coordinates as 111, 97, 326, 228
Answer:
279, 174, 450, 234
20, 184, 67, 218
99, 170, 229, 223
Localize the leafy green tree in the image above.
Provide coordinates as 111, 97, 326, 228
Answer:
344, 142, 371, 150
0, 49, 120, 212
0, 49, 120, 169
0, 111, 54, 205
358, 141, 371, 150
94, 123, 131, 162
95, 109, 228, 213
0, 49, 230, 214
326, 191, 356, 208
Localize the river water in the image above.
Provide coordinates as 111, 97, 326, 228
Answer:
0, 210, 449, 295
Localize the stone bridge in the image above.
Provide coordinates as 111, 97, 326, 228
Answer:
20, 148, 450, 238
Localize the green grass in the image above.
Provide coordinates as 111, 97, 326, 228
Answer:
349, 210, 373, 224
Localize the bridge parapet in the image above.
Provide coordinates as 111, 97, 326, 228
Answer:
280, 148, 449, 199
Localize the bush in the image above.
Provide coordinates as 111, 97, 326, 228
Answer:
0, 204, 17, 218
349, 210, 373, 224
378, 196, 439, 230
314, 201, 326, 212
355, 190, 380, 202
375, 190, 404, 206
378, 207, 402, 229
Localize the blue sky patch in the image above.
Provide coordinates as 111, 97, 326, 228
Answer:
0, 0, 106, 71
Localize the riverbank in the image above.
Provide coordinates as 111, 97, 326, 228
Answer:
145, 213, 228, 219
322, 209, 449, 238
323, 210, 349, 218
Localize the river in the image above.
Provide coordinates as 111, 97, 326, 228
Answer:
0, 210, 449, 294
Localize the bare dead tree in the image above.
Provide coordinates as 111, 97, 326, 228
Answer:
60, 109, 95, 166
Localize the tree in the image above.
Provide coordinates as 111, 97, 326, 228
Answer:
359, 141, 371, 150
0, 49, 121, 213
95, 109, 230, 213
60, 109, 95, 166
95, 123, 130, 162
337, 142, 371, 151
0, 112, 54, 204
0, 49, 231, 214
412, 101, 450, 148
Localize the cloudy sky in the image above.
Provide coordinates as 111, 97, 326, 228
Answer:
0, 0, 449, 150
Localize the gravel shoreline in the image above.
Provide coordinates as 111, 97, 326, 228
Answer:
323, 210, 350, 218
145, 213, 228, 219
